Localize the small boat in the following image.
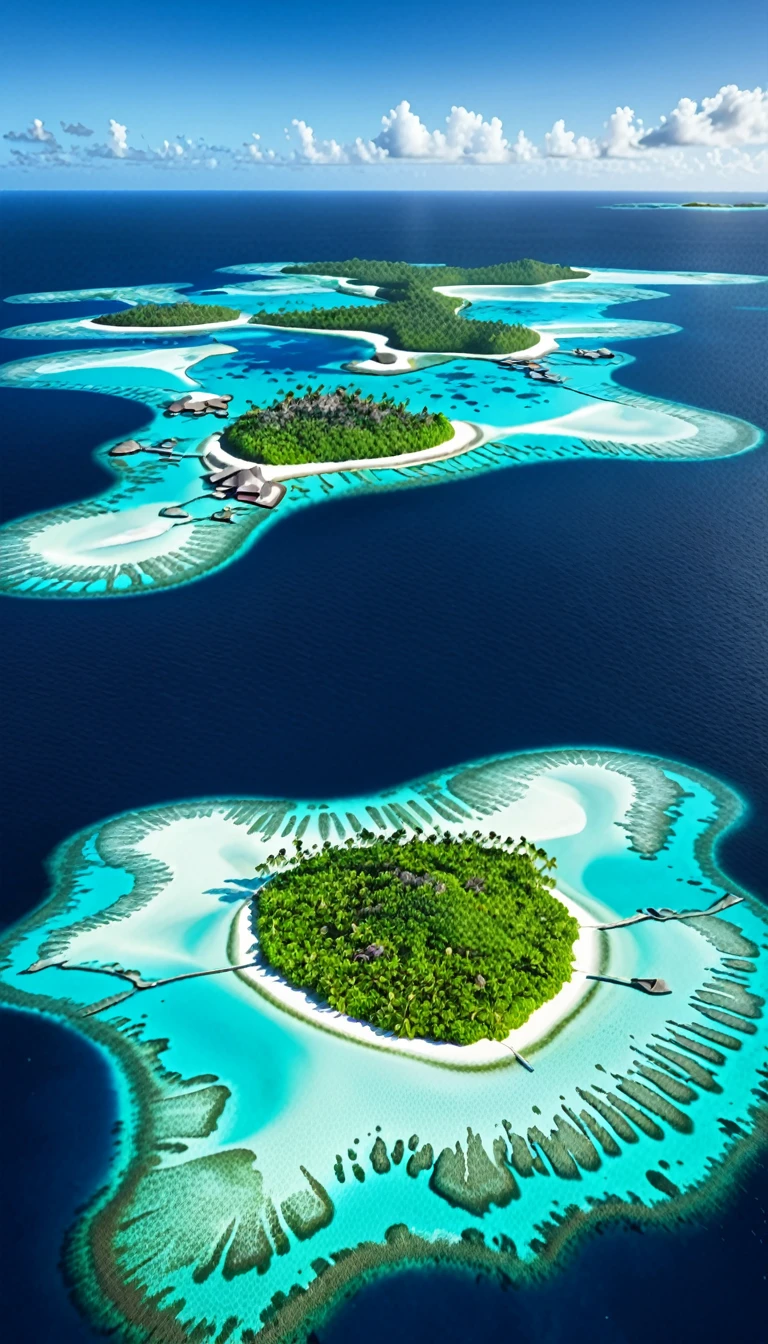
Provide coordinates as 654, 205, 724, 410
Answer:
159, 506, 191, 520
631, 977, 672, 995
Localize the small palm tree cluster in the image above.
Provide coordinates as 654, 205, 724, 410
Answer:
245, 385, 438, 429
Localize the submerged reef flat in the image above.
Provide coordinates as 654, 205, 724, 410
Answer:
2, 749, 767, 1344
0, 262, 765, 599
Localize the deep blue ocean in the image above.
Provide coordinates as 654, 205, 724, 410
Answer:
0, 191, 766, 1340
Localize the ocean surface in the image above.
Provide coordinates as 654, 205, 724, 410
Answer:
0, 190, 766, 1340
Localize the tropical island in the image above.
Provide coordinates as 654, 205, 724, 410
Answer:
255, 832, 578, 1046
92, 300, 241, 327
249, 258, 587, 355
222, 386, 454, 466
682, 201, 767, 209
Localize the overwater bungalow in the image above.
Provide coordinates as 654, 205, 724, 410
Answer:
235, 478, 287, 510
166, 393, 233, 418
208, 463, 286, 510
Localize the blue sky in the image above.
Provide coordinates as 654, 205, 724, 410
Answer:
3, 0, 767, 188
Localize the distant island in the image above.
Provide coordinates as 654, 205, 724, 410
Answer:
249, 257, 587, 355
255, 832, 577, 1045
682, 201, 767, 209
93, 300, 241, 327
223, 386, 454, 466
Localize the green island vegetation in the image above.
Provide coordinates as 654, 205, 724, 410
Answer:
682, 201, 767, 208
255, 831, 579, 1045
92, 301, 240, 327
223, 385, 454, 466
248, 257, 587, 355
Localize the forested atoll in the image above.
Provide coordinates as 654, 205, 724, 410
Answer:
93, 301, 240, 327
255, 832, 578, 1045
248, 258, 587, 354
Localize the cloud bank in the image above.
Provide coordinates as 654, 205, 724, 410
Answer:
4, 87, 767, 178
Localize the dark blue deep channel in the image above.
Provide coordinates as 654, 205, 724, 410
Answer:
0, 192, 766, 1341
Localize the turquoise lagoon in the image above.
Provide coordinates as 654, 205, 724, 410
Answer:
1, 748, 766, 1342
0, 264, 765, 599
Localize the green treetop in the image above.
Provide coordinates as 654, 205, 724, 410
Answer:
93, 301, 240, 327
255, 832, 578, 1046
248, 257, 586, 355
223, 385, 454, 466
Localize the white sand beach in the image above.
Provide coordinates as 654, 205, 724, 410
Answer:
500, 399, 697, 446
79, 312, 252, 336
232, 889, 603, 1068
37, 343, 237, 387
202, 418, 489, 483
250, 318, 557, 372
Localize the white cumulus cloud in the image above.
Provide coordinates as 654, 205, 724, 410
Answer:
544, 119, 599, 159
107, 119, 129, 157
291, 119, 349, 164
641, 85, 768, 148
4, 117, 57, 144
602, 106, 645, 157
247, 133, 277, 162
373, 100, 513, 163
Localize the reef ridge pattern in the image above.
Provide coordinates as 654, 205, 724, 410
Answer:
2, 748, 767, 1343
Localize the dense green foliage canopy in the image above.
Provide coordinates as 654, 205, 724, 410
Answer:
93, 301, 240, 327
682, 201, 766, 208
248, 258, 586, 355
224, 386, 453, 466
256, 833, 578, 1045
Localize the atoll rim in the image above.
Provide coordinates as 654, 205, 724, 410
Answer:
0, 262, 764, 599
2, 748, 766, 1344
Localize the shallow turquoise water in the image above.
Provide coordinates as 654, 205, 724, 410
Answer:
1, 263, 763, 600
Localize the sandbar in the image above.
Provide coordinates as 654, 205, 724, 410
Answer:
501, 400, 697, 445
35, 343, 238, 387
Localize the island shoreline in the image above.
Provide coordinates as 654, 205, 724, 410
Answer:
231, 886, 605, 1068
